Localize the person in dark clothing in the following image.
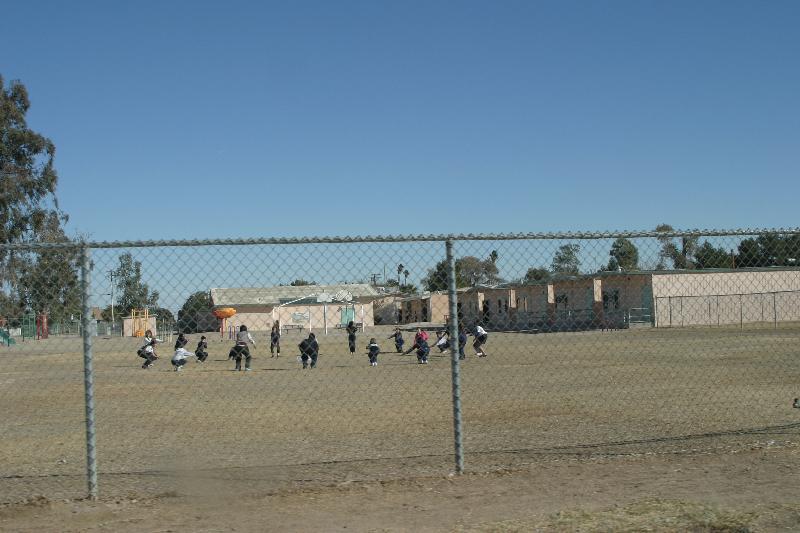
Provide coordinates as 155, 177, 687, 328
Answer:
415, 338, 430, 364
195, 335, 209, 363
270, 321, 281, 357
346, 320, 357, 354
366, 338, 380, 366
299, 332, 319, 369
174, 333, 188, 351
387, 328, 404, 353
229, 325, 256, 371
457, 328, 468, 360
403, 328, 429, 356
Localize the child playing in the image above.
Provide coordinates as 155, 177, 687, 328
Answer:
270, 321, 281, 357
458, 328, 468, 360
298, 332, 319, 369
366, 338, 380, 366
434, 330, 450, 353
195, 335, 209, 363
137, 329, 162, 369
388, 328, 404, 353
473, 325, 489, 357
229, 325, 256, 371
346, 321, 358, 354
174, 333, 188, 351
415, 337, 430, 364
171, 344, 195, 371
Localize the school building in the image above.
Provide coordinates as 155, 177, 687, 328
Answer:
396, 267, 800, 331
209, 284, 382, 333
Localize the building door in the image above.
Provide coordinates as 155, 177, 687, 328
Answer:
340, 306, 355, 325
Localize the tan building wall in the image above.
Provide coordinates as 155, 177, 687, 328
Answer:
596, 273, 654, 326
224, 303, 375, 333
373, 296, 400, 325
598, 274, 652, 311
651, 269, 800, 327
550, 278, 596, 311
399, 294, 448, 324
476, 288, 515, 328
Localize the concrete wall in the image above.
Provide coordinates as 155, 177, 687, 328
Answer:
651, 270, 800, 327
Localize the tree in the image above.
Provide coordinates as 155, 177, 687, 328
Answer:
656, 224, 698, 269
399, 283, 418, 295
113, 252, 159, 317
422, 255, 501, 291
737, 234, 800, 267
290, 279, 316, 286
403, 269, 409, 286
423, 260, 456, 291
607, 238, 639, 271
523, 267, 550, 284
551, 244, 580, 276
694, 241, 733, 269
150, 307, 174, 323
2, 75, 70, 303
397, 263, 404, 285
176, 290, 214, 333
17, 212, 80, 322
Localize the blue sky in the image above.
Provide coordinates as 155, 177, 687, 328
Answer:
2, 0, 799, 243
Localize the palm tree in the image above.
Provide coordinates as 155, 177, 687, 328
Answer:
397, 263, 404, 285
403, 269, 409, 286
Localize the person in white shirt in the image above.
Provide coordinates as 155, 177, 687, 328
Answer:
434, 330, 450, 353
229, 325, 256, 371
171, 346, 195, 371
473, 325, 489, 357
137, 330, 162, 369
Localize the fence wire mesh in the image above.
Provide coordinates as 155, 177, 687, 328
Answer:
1, 229, 799, 502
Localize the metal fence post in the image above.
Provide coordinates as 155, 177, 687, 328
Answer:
773, 292, 778, 329
445, 239, 464, 475
739, 294, 743, 330
79, 244, 99, 500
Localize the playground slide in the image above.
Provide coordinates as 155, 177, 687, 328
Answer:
0, 329, 16, 346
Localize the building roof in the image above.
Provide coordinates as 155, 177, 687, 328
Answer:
210, 284, 381, 307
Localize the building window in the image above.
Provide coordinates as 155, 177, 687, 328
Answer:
602, 290, 620, 310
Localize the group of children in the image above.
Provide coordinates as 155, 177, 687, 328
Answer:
136, 323, 490, 372
136, 330, 208, 371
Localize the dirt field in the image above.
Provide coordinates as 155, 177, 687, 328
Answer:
1, 325, 799, 530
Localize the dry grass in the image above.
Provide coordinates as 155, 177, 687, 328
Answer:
1, 325, 799, 502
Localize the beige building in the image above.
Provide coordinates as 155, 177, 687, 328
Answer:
210, 284, 382, 333
397, 292, 449, 324
650, 269, 800, 327
446, 267, 800, 331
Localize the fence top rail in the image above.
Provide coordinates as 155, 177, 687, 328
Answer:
2, 227, 800, 251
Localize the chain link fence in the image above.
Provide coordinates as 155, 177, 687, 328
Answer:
1, 229, 799, 502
